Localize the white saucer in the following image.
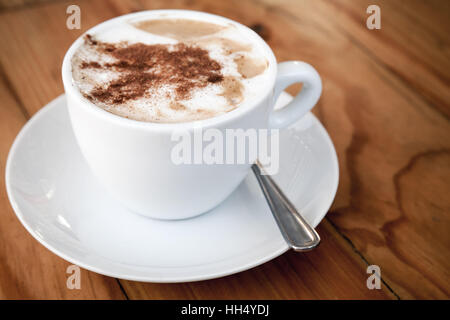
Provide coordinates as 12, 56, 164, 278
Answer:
5, 92, 338, 283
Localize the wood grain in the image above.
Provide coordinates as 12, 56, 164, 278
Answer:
257, 0, 450, 299
320, 0, 449, 118
0, 0, 448, 299
0, 0, 53, 10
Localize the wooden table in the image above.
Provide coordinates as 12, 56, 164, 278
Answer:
0, 0, 448, 300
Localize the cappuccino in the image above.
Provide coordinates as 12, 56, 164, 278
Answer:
71, 16, 271, 123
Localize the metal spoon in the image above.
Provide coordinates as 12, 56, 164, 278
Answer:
252, 163, 320, 252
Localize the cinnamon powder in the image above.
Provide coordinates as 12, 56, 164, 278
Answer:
80, 35, 224, 104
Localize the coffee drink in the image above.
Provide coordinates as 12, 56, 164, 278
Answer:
64, 10, 321, 218
71, 16, 271, 123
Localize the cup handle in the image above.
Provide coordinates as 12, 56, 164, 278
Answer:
270, 61, 322, 129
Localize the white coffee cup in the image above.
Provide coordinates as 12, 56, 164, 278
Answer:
62, 10, 322, 220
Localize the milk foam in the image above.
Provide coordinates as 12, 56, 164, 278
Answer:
71, 16, 272, 123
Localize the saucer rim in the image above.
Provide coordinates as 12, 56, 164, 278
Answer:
5, 93, 339, 282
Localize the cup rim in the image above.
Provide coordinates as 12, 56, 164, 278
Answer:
62, 9, 277, 131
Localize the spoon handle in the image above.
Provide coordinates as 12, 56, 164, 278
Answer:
252, 164, 320, 252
